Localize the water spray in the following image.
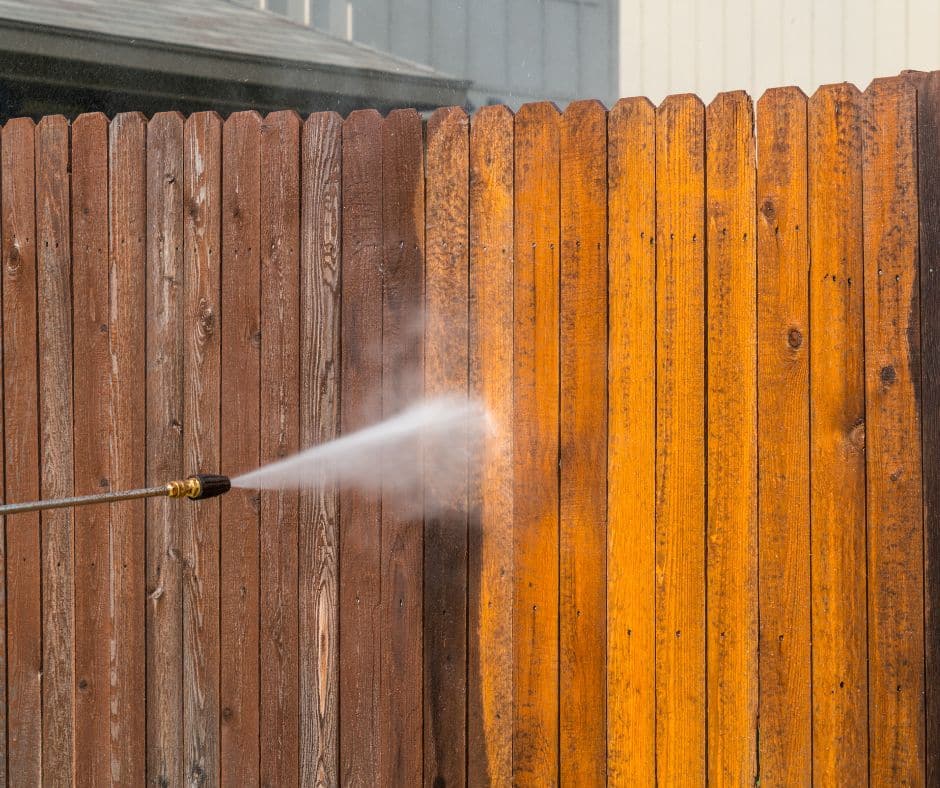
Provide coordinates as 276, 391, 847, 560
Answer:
0, 474, 231, 516
0, 395, 488, 517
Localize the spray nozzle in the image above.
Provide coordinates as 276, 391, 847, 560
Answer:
167, 474, 231, 501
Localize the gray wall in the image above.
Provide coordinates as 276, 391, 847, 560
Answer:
236, 0, 619, 108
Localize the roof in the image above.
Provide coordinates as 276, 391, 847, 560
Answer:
0, 0, 468, 110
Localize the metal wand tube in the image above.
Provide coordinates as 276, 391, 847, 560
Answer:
0, 485, 170, 516
0, 474, 231, 515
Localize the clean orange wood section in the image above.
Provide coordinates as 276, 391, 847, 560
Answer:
559, 99, 608, 786
512, 101, 560, 786
654, 93, 707, 786
756, 87, 812, 786
0, 74, 936, 784
607, 96, 656, 785
808, 83, 868, 785
705, 91, 758, 786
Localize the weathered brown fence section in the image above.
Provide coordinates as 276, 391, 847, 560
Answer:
0, 70, 939, 785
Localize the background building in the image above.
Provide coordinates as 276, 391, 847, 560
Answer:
235, 0, 621, 109
619, 0, 940, 105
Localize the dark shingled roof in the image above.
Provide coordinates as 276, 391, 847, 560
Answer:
0, 0, 468, 115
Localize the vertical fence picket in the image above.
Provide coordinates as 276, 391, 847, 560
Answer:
219, 110, 262, 787
756, 87, 812, 786
339, 109, 384, 784
108, 111, 148, 785
424, 106, 469, 788
36, 114, 73, 784
183, 110, 223, 784
299, 110, 342, 787
808, 83, 868, 786
607, 96, 656, 786
913, 69, 940, 788
559, 99, 608, 786
655, 93, 707, 786
146, 110, 185, 788
259, 109, 302, 786
862, 76, 925, 785
71, 112, 111, 785
512, 101, 560, 786
379, 108, 425, 786
468, 103, 514, 788
2, 116, 41, 785
0, 122, 6, 788
704, 91, 758, 786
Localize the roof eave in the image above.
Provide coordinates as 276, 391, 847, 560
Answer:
0, 17, 471, 108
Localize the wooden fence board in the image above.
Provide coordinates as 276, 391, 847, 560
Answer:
607, 96, 656, 786
0, 125, 6, 788
862, 76, 925, 785
467, 103, 514, 788
559, 99, 607, 786
379, 107, 425, 787
913, 68, 940, 788
299, 110, 342, 788
655, 93, 706, 785
756, 87, 812, 786
259, 109, 302, 786
108, 111, 148, 785
339, 108, 383, 785
705, 90, 758, 786
70, 112, 112, 785
36, 113, 73, 784
808, 83, 868, 786
424, 105, 469, 788
183, 110, 222, 784
146, 110, 185, 788
512, 101, 560, 786
219, 110, 262, 787
2, 116, 41, 785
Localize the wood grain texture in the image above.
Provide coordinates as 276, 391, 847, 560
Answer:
70, 112, 112, 786
0, 125, 6, 788
219, 110, 262, 787
379, 108, 424, 787
299, 110, 341, 788
259, 109, 301, 787
183, 110, 222, 785
704, 91, 758, 786
512, 101, 560, 786
339, 109, 383, 785
424, 106, 468, 788
108, 111, 148, 786
755, 87, 812, 786
808, 83, 868, 786
2, 116, 41, 785
559, 99, 607, 787
36, 114, 74, 784
145, 110, 185, 788
655, 93, 706, 785
467, 103, 513, 787
913, 68, 940, 788
862, 76, 925, 785
606, 96, 656, 786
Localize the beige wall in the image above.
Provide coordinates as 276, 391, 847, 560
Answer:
620, 0, 940, 103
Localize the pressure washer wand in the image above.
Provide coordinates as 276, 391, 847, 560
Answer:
0, 474, 231, 516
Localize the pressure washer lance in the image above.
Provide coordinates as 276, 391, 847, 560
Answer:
0, 474, 231, 516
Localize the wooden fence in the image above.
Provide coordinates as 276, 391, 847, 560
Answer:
0, 70, 938, 785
